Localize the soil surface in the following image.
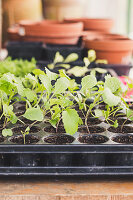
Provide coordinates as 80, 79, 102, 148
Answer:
77, 111, 95, 118
17, 105, 26, 111
110, 112, 126, 118
10, 134, 39, 144
108, 126, 133, 134
17, 118, 40, 125
78, 134, 109, 144
87, 117, 102, 125
15, 111, 25, 117
44, 134, 75, 144
106, 118, 131, 126
12, 126, 41, 134
78, 126, 105, 134
112, 134, 133, 144
0, 136, 4, 143
44, 126, 66, 133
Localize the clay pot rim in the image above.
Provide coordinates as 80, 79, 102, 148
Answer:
20, 20, 83, 28
22, 35, 80, 39
65, 18, 113, 23
84, 38, 133, 51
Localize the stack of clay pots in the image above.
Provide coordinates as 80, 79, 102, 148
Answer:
65, 18, 133, 65
7, 18, 133, 65
8, 20, 84, 45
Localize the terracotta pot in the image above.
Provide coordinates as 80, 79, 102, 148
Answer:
103, 33, 128, 40
7, 26, 21, 41
19, 20, 83, 45
42, 0, 86, 21
84, 38, 133, 64
82, 31, 105, 40
83, 32, 127, 41
65, 18, 114, 32
22, 35, 80, 45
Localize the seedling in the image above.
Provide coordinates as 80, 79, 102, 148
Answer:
21, 126, 30, 145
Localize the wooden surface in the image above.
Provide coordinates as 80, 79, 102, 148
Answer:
0, 177, 133, 199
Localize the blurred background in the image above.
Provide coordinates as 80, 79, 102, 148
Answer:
1, 0, 133, 45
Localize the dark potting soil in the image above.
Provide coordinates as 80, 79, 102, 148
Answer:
18, 101, 26, 105
87, 118, 102, 125
129, 104, 133, 110
0, 135, 5, 143
44, 134, 75, 144
78, 134, 109, 144
17, 105, 26, 111
77, 110, 95, 117
15, 111, 25, 117
108, 126, 133, 134
77, 111, 86, 118
44, 126, 65, 133
112, 135, 133, 144
12, 126, 41, 134
17, 118, 40, 125
106, 118, 131, 126
78, 126, 105, 134
10, 134, 39, 144
45, 112, 51, 118
109, 112, 126, 118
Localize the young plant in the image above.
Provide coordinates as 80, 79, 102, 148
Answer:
67, 50, 108, 77
0, 57, 36, 77
47, 51, 79, 70
33, 68, 82, 135
74, 74, 126, 133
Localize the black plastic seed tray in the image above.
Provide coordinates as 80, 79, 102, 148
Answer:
0, 102, 133, 176
0, 145, 133, 176
7, 41, 43, 60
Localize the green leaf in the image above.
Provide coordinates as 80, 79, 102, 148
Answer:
45, 68, 58, 81
23, 88, 37, 102
104, 77, 121, 93
83, 57, 90, 67
102, 88, 121, 107
32, 69, 45, 75
113, 120, 118, 128
59, 69, 70, 80
23, 107, 43, 121
54, 52, 64, 63
47, 63, 54, 70
64, 53, 78, 63
126, 109, 133, 120
67, 66, 88, 77
54, 77, 69, 94
62, 109, 79, 135
94, 109, 104, 117
39, 74, 52, 95
88, 50, 96, 62
10, 114, 18, 124
2, 129, 13, 137
49, 119, 58, 128
81, 75, 97, 92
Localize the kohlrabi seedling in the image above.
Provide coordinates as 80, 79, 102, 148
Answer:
47, 51, 79, 70
67, 50, 108, 77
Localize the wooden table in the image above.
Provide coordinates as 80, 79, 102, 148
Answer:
0, 177, 133, 200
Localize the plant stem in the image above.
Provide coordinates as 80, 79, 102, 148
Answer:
23, 134, 26, 145
56, 118, 61, 133
121, 113, 133, 132
85, 109, 90, 134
